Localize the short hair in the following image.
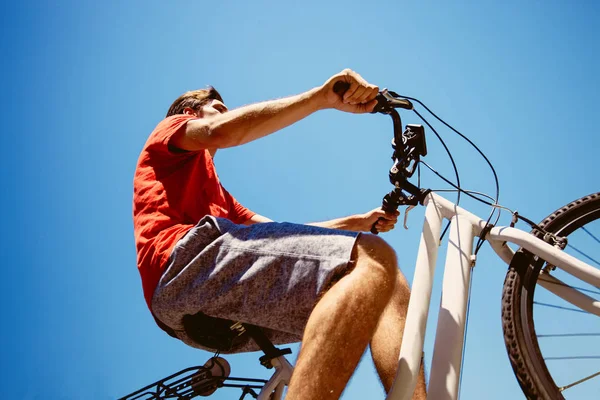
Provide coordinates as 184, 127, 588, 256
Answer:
166, 86, 224, 117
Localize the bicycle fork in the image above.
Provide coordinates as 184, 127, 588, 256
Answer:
388, 198, 476, 400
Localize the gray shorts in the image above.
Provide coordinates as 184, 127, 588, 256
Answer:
151, 216, 359, 353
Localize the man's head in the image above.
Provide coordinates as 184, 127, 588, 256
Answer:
166, 87, 227, 118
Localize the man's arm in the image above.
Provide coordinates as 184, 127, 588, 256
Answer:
307, 208, 399, 233
243, 214, 274, 225
243, 208, 399, 233
172, 69, 379, 151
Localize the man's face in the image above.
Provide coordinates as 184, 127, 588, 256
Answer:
194, 99, 228, 118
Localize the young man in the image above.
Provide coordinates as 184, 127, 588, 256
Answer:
133, 69, 426, 399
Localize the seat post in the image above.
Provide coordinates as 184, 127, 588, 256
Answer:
243, 324, 292, 369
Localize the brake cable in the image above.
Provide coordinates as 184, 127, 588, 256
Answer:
333, 82, 551, 247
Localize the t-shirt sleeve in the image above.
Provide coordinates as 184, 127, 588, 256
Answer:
145, 114, 197, 155
221, 184, 256, 224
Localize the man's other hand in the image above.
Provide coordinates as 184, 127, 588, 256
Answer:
359, 208, 399, 233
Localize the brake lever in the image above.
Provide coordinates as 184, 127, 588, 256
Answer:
404, 205, 416, 229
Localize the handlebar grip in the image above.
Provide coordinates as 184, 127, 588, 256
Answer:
370, 217, 384, 235
333, 81, 350, 95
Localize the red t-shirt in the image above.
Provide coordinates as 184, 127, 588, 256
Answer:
133, 114, 256, 309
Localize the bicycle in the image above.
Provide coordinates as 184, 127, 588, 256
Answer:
120, 82, 599, 399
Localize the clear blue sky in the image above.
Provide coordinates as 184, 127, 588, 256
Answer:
1, 1, 598, 399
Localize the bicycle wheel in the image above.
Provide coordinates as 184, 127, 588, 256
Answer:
502, 192, 600, 399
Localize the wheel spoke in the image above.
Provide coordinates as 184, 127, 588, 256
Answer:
581, 227, 600, 245
533, 301, 592, 314
537, 333, 600, 338
559, 370, 600, 392
537, 275, 600, 296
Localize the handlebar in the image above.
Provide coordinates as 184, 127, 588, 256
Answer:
333, 81, 414, 112
333, 80, 429, 234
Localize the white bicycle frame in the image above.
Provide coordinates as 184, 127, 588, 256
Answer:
388, 192, 600, 400
252, 192, 600, 400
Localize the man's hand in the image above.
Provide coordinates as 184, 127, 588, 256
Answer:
318, 69, 379, 114
358, 207, 399, 233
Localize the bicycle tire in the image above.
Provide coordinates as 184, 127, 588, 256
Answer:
501, 192, 600, 399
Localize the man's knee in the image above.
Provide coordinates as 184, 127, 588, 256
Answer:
355, 233, 397, 266
352, 234, 398, 285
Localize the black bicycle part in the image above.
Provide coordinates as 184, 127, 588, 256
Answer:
372, 89, 414, 112
238, 386, 260, 400
335, 83, 499, 239
332, 81, 413, 112
182, 312, 292, 368
371, 123, 430, 234
502, 192, 600, 399
332, 80, 349, 95
243, 324, 293, 369
182, 312, 250, 351
390, 124, 427, 182
118, 363, 268, 400
332, 81, 428, 234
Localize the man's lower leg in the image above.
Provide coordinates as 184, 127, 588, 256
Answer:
370, 271, 427, 399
